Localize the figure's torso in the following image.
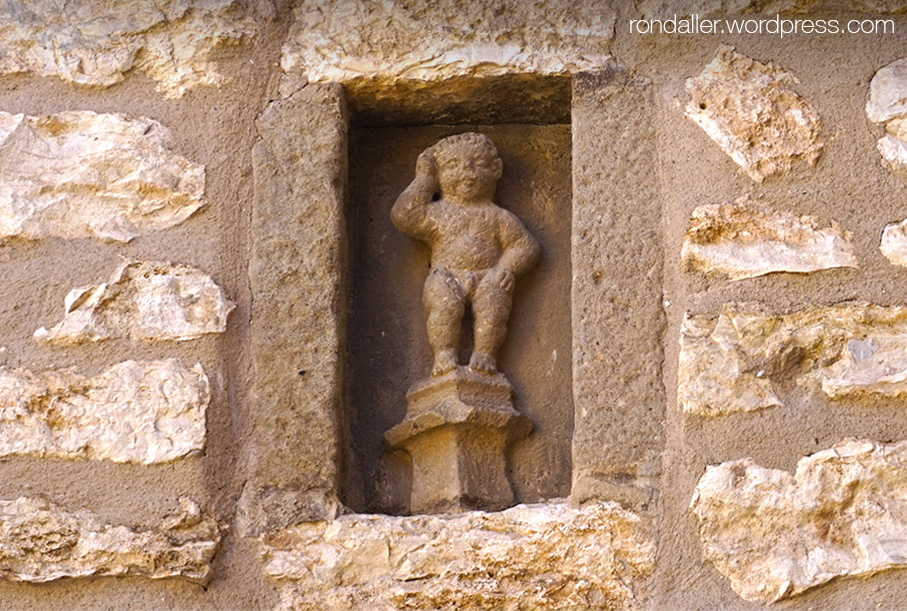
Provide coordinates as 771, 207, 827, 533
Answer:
428, 200, 503, 271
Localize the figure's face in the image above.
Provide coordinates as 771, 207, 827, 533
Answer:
435, 145, 502, 202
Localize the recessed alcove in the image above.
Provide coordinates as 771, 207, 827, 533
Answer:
342, 81, 573, 514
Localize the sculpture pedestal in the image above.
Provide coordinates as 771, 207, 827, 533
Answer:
384, 367, 532, 514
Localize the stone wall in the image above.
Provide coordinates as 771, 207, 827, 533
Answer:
4, 0, 907, 609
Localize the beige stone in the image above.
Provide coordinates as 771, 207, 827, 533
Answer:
0, 496, 219, 584
636, 0, 818, 18
0, 111, 204, 243
0, 0, 269, 98
686, 46, 823, 182
680, 302, 907, 415
0, 359, 207, 464
881, 217, 907, 266
281, 0, 614, 86
692, 439, 907, 603
851, 0, 907, 9
35, 261, 234, 345
682, 202, 857, 281
261, 500, 654, 611
866, 58, 907, 175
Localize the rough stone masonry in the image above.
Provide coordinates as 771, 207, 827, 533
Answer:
2, 1, 907, 610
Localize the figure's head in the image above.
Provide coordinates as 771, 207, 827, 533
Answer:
430, 132, 503, 203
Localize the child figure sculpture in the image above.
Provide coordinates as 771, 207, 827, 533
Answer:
391, 133, 540, 377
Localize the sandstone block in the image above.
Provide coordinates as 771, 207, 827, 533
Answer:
35, 261, 234, 345
0, 0, 268, 97
0, 111, 205, 243
261, 500, 654, 611
0, 496, 219, 584
570, 68, 664, 508
680, 302, 907, 416
237, 84, 346, 536
0, 359, 208, 464
686, 45, 823, 182
692, 439, 907, 602
682, 201, 857, 280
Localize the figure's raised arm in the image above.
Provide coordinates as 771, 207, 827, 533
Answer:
496, 210, 541, 276
390, 149, 439, 241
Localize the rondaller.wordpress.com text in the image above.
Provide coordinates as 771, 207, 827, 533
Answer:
629, 14, 895, 37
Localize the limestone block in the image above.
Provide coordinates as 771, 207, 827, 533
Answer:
686, 45, 823, 182
636, 0, 817, 18
281, 0, 614, 85
35, 261, 234, 345
0, 111, 204, 243
682, 202, 857, 280
866, 59, 907, 175
0, 0, 269, 98
680, 302, 907, 416
881, 217, 907, 266
0, 496, 219, 584
261, 500, 654, 611
692, 439, 907, 603
0, 359, 207, 464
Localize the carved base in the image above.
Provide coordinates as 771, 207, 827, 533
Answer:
384, 367, 532, 514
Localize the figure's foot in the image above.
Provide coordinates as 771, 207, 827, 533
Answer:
431, 349, 458, 376
468, 351, 497, 375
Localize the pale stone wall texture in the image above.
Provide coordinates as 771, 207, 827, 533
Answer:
4, 1, 907, 610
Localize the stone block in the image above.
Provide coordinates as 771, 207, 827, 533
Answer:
261, 499, 654, 611
0, 496, 220, 585
238, 83, 347, 536
686, 45, 823, 182
692, 439, 907, 603
385, 368, 532, 514
0, 359, 208, 464
682, 201, 857, 281
0, 0, 271, 97
571, 66, 664, 507
0, 111, 204, 243
34, 261, 234, 345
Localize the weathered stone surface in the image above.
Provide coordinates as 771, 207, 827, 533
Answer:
35, 261, 234, 345
0, 0, 269, 98
881, 217, 907, 266
0, 496, 219, 584
635, 0, 907, 16
261, 500, 654, 611
866, 58, 907, 175
236, 84, 346, 536
692, 439, 907, 603
686, 45, 823, 182
852, 0, 907, 10
282, 0, 614, 86
0, 111, 204, 243
571, 68, 664, 507
680, 302, 907, 416
637, 0, 818, 18
0, 359, 208, 464
682, 202, 857, 281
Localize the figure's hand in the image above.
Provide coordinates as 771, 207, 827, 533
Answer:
416, 149, 438, 179
490, 267, 515, 292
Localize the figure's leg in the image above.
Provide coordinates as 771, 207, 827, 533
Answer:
469, 271, 514, 375
423, 268, 465, 376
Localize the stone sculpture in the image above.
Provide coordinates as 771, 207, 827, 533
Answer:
386, 132, 540, 514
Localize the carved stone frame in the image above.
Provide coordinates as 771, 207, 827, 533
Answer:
240, 67, 665, 534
